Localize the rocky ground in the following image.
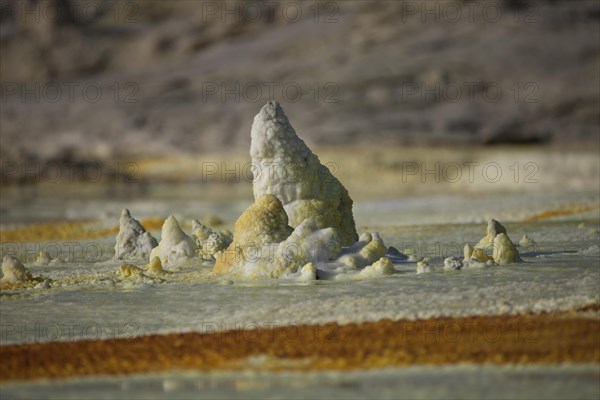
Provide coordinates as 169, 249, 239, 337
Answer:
0, 0, 598, 172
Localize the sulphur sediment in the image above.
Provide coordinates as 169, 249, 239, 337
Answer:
524, 204, 600, 222
0, 221, 118, 243
1, 312, 598, 381
0, 217, 165, 243
214, 194, 293, 274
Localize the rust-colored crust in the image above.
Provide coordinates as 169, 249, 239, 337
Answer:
2, 312, 598, 382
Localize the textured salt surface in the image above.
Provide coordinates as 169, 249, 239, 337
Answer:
2, 365, 598, 400
1, 218, 597, 344
0, 190, 598, 399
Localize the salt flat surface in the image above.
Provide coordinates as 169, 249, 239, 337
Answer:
1, 188, 598, 400
1, 216, 598, 345
2, 365, 598, 400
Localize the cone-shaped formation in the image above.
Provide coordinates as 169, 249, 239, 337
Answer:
35, 250, 53, 265
250, 101, 358, 246
443, 256, 463, 271
417, 260, 434, 274
213, 194, 293, 274
149, 215, 197, 266
114, 209, 158, 260
356, 257, 394, 279
492, 233, 521, 264
273, 218, 341, 275
1, 255, 32, 285
212, 102, 391, 280
145, 256, 164, 275
464, 219, 521, 266
118, 264, 144, 279
337, 232, 387, 268
192, 220, 232, 261
476, 219, 508, 249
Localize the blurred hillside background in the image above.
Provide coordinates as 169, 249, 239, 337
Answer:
0, 0, 598, 182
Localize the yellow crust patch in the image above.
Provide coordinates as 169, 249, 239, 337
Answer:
524, 204, 599, 222
0, 218, 162, 243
